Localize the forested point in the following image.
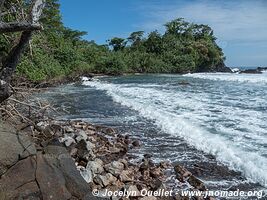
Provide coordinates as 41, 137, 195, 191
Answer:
0, 0, 228, 82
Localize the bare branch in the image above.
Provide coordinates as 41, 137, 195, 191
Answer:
30, 0, 45, 24
0, 21, 42, 33
0, 0, 5, 12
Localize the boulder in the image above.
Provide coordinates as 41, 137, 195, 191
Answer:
187, 176, 206, 191
0, 156, 38, 199
76, 130, 88, 142
124, 184, 141, 197
79, 167, 93, 183
36, 153, 72, 200
86, 159, 104, 175
119, 170, 134, 182
104, 161, 125, 176
94, 173, 117, 187
174, 164, 192, 182
0, 123, 36, 176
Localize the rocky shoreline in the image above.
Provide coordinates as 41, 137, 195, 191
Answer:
0, 115, 215, 200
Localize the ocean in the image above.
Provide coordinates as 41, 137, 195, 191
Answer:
40, 72, 267, 198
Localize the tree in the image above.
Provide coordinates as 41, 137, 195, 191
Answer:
127, 31, 144, 47
164, 18, 189, 35
144, 30, 163, 54
108, 37, 126, 51
0, 0, 45, 103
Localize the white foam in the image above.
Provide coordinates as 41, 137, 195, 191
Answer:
83, 79, 267, 187
183, 73, 267, 84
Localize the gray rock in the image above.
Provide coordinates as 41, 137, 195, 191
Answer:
86, 159, 104, 175
104, 161, 124, 176
76, 130, 88, 142
94, 173, 117, 187
0, 156, 38, 199
0, 122, 36, 176
79, 168, 93, 183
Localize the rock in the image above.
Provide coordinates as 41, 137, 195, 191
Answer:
132, 140, 140, 147
70, 147, 78, 157
76, 140, 90, 158
187, 175, 206, 191
86, 159, 104, 175
36, 121, 49, 130
86, 140, 95, 151
140, 159, 149, 171
140, 197, 157, 200
240, 68, 262, 74
13, 181, 40, 200
94, 173, 117, 187
65, 126, 74, 133
60, 135, 76, 147
76, 130, 88, 142
0, 123, 36, 176
160, 161, 171, 169
150, 167, 163, 179
36, 153, 72, 200
174, 164, 192, 182
79, 168, 93, 183
119, 170, 134, 182
0, 156, 38, 199
104, 161, 125, 176
178, 81, 190, 85
124, 185, 141, 197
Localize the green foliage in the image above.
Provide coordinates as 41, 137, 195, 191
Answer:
0, 0, 226, 82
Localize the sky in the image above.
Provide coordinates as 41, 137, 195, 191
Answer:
59, 0, 267, 67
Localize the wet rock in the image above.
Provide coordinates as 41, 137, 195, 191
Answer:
104, 161, 125, 176
150, 167, 164, 179
132, 140, 140, 147
174, 164, 192, 182
140, 159, 150, 171
187, 175, 206, 191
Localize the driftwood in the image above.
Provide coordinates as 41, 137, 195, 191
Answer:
0, 0, 45, 103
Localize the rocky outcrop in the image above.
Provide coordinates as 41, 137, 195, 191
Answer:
1, 119, 214, 200
240, 67, 267, 74
0, 122, 36, 176
0, 122, 103, 200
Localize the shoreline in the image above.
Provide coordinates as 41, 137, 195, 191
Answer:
0, 100, 213, 200
1, 74, 266, 199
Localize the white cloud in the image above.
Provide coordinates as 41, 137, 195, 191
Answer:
135, 0, 267, 43
133, 0, 267, 66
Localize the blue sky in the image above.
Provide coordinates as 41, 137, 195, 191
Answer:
59, 0, 267, 67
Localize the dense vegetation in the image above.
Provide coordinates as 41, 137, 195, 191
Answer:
0, 0, 226, 82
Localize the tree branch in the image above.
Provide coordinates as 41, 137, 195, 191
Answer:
0, 0, 45, 103
0, 21, 42, 33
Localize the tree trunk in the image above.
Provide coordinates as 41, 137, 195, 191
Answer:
0, 0, 45, 103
